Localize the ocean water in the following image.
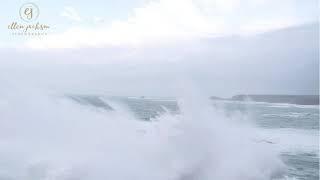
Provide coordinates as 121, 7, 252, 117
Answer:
116, 97, 319, 180
0, 92, 318, 180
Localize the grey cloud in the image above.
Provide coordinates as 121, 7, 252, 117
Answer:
0, 23, 318, 97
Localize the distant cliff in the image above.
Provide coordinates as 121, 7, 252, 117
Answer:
231, 95, 319, 105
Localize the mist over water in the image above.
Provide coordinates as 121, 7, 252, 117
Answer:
0, 86, 289, 180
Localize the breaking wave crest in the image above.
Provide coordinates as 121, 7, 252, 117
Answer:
0, 89, 286, 180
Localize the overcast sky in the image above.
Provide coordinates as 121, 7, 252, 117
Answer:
0, 0, 318, 97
